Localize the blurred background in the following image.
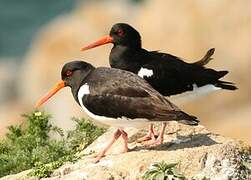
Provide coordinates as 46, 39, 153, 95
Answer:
0, 0, 250, 143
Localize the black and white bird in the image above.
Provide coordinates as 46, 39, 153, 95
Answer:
80, 23, 237, 142
36, 60, 199, 163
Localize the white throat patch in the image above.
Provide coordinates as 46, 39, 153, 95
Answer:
78, 83, 90, 106
77, 83, 111, 127
138, 67, 153, 78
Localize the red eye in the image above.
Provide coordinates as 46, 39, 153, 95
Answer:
66, 70, 73, 77
116, 29, 124, 36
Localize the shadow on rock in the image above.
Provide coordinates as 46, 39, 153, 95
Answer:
132, 133, 218, 152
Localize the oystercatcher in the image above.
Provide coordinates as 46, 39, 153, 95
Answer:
36, 60, 199, 162
80, 23, 237, 142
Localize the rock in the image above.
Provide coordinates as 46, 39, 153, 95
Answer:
3, 123, 249, 179
0, 170, 37, 180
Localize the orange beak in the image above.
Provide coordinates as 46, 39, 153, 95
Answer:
35, 81, 65, 108
80, 35, 113, 51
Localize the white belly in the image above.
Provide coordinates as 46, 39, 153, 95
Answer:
169, 84, 221, 105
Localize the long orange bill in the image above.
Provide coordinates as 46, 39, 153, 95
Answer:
35, 81, 65, 108
80, 35, 113, 51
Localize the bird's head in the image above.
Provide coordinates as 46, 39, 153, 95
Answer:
35, 61, 94, 108
80, 23, 141, 51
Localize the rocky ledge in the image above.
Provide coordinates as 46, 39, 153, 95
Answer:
1, 122, 250, 180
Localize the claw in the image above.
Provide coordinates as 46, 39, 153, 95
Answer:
91, 128, 130, 163
145, 137, 164, 147
137, 124, 158, 143
121, 147, 130, 154
137, 133, 158, 142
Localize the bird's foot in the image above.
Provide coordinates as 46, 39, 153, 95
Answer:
137, 133, 158, 143
92, 147, 130, 163
120, 147, 130, 154
145, 137, 164, 147
92, 156, 102, 163
91, 152, 106, 163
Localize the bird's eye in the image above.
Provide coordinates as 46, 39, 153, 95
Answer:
66, 70, 73, 77
116, 29, 124, 36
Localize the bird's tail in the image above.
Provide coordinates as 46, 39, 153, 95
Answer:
216, 70, 229, 78
193, 48, 215, 66
215, 80, 238, 90
213, 70, 237, 90
176, 111, 199, 126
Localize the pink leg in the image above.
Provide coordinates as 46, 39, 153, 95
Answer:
137, 124, 158, 142
147, 122, 167, 146
93, 129, 121, 163
119, 129, 129, 153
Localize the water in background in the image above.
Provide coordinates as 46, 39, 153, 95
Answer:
0, 0, 76, 59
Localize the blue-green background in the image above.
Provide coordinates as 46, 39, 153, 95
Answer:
0, 0, 142, 59
0, 0, 76, 58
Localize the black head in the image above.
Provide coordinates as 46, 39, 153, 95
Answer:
61, 61, 94, 88
36, 60, 94, 108
109, 23, 141, 48
80, 23, 142, 51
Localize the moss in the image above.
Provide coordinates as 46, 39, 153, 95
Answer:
0, 111, 106, 178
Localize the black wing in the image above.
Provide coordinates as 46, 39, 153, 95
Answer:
82, 93, 198, 125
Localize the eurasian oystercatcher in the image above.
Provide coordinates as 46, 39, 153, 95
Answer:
36, 60, 199, 162
80, 23, 237, 142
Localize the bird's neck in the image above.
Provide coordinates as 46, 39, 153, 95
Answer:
71, 68, 94, 103
110, 45, 141, 70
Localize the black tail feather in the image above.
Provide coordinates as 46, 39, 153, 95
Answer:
216, 80, 238, 90
213, 70, 237, 90
218, 80, 235, 85
217, 70, 229, 79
